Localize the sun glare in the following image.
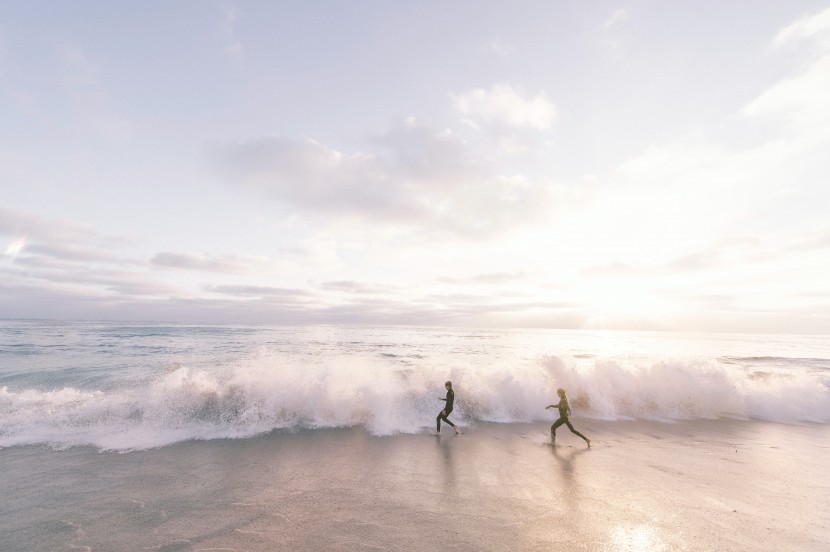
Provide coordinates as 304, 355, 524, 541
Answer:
603, 524, 670, 552
581, 281, 677, 330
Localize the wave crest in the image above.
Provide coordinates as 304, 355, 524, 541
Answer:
1, 353, 827, 450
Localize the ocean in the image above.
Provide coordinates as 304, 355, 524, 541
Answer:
2, 320, 827, 451
1, 320, 828, 551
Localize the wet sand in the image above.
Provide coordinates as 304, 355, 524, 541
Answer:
2, 419, 828, 551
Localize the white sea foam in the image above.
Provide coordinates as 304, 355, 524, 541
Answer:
0, 351, 827, 451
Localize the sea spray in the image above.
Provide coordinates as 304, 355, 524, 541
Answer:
1, 345, 828, 451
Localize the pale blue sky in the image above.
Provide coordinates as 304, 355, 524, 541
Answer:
2, 1, 829, 333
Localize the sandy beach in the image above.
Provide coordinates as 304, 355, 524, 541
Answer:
2, 419, 828, 552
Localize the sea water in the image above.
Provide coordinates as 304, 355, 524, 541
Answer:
2, 320, 828, 452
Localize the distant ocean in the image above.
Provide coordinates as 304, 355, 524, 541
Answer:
2, 320, 828, 451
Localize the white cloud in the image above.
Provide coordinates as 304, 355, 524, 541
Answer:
436, 272, 526, 285
27, 242, 122, 264
151, 252, 275, 273
5, 3, 829, 332
452, 84, 557, 130
742, 57, 830, 130
568, 7, 830, 332
214, 136, 415, 218
666, 237, 762, 271
745, 7, 830, 130
614, 133, 725, 184
213, 119, 565, 239
320, 280, 398, 294
773, 6, 830, 49
0, 207, 96, 243
204, 284, 311, 301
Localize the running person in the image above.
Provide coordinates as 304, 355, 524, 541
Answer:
437, 380, 461, 434
546, 388, 590, 447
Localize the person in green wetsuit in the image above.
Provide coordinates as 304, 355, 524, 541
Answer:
437, 380, 461, 434
546, 388, 590, 447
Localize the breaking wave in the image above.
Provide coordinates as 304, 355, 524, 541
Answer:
1, 352, 828, 451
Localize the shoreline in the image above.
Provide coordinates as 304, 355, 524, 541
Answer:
2, 419, 828, 551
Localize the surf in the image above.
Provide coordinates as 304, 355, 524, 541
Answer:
1, 348, 827, 451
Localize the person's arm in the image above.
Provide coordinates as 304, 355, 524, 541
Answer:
545, 402, 561, 409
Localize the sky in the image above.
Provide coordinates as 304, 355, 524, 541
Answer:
1, 1, 830, 333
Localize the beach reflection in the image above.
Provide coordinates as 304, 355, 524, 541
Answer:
434, 434, 458, 493
601, 524, 669, 552
551, 445, 589, 473
551, 446, 589, 513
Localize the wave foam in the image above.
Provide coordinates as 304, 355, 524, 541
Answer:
1, 353, 827, 450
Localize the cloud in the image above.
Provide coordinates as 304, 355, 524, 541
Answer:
0, 277, 261, 323
0, 271, 530, 326
91, 271, 183, 298
581, 262, 642, 278
0, 207, 96, 243
26, 242, 123, 264
213, 119, 563, 239
773, 6, 830, 49
742, 57, 830, 130
320, 280, 398, 294
204, 284, 312, 302
614, 133, 725, 184
666, 251, 720, 271
2, 258, 181, 298
666, 237, 761, 271
214, 135, 423, 220
686, 293, 736, 307
1, 207, 348, 318
369, 118, 475, 183
786, 228, 830, 251
436, 272, 526, 285
0, 208, 135, 270
744, 7, 830, 130
151, 252, 276, 274
452, 84, 557, 130
414, 295, 581, 328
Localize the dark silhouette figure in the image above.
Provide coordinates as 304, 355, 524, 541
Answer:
437, 380, 461, 434
546, 388, 590, 447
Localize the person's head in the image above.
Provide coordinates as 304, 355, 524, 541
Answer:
557, 388, 566, 398
445, 381, 452, 389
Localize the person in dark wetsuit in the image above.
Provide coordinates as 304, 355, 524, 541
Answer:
546, 388, 590, 447
437, 380, 461, 434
